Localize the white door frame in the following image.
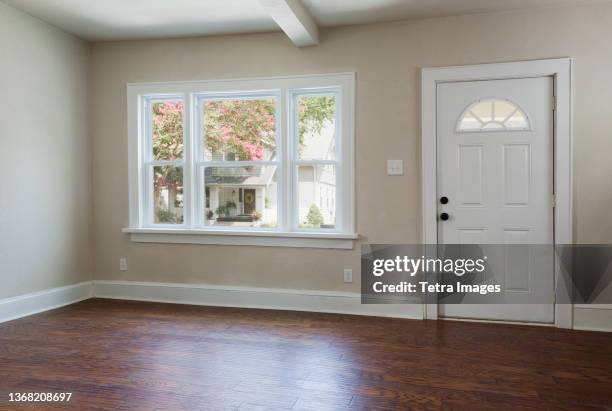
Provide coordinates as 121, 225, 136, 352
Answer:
421, 58, 573, 329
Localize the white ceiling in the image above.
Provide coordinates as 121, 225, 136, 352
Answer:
2, 0, 609, 41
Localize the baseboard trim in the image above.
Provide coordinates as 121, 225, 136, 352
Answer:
573, 304, 612, 332
92, 280, 423, 319
0, 282, 92, 324
3, 280, 611, 330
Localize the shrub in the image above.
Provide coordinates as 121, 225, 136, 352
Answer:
215, 205, 227, 216
306, 204, 324, 228
157, 209, 176, 223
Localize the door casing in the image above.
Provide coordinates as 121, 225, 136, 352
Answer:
420, 58, 573, 329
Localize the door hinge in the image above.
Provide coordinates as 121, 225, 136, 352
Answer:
552, 194, 556, 208
552, 95, 557, 111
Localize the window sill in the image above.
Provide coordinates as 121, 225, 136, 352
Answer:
122, 228, 358, 249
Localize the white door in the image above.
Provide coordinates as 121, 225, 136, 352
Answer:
436, 77, 555, 323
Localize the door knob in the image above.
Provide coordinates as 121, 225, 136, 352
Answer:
440, 212, 449, 221
440, 196, 449, 204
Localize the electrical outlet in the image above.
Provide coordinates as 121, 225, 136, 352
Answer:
387, 159, 403, 176
343, 269, 353, 283
119, 257, 128, 271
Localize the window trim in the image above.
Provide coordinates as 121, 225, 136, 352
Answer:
126, 73, 356, 248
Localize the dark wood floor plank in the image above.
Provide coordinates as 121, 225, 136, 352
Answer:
1, 298, 612, 410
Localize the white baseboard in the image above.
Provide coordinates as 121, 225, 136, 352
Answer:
92, 280, 423, 319
3, 280, 611, 331
0, 282, 92, 324
573, 304, 612, 332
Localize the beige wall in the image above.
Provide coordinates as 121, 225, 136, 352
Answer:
0, 3, 92, 298
91, 3, 612, 292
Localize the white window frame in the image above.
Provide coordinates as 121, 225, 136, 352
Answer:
124, 73, 356, 249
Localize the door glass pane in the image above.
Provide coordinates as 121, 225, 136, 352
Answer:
153, 166, 183, 224
297, 95, 337, 160
204, 166, 278, 228
457, 99, 530, 132
494, 100, 516, 121
152, 101, 183, 160
203, 98, 277, 161
298, 165, 336, 229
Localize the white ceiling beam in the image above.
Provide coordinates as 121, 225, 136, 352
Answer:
258, 0, 319, 47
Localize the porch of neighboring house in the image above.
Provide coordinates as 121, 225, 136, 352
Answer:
205, 166, 278, 227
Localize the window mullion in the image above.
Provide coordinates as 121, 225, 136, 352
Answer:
140, 98, 151, 227
184, 93, 195, 228
284, 88, 293, 232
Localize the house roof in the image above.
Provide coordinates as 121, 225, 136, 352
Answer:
205, 165, 276, 186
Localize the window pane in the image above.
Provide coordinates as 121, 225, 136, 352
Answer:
457, 99, 530, 132
297, 95, 336, 160
204, 166, 278, 228
457, 111, 481, 131
505, 111, 529, 129
468, 100, 492, 123
153, 166, 184, 224
298, 165, 336, 229
494, 100, 516, 121
203, 99, 277, 161
152, 101, 183, 160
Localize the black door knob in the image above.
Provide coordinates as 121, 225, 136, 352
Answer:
440, 212, 449, 221
440, 196, 449, 204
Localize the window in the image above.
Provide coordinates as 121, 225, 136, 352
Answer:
457, 98, 530, 132
126, 73, 355, 246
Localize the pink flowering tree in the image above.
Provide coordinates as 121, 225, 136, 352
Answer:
204, 99, 275, 160
152, 98, 335, 162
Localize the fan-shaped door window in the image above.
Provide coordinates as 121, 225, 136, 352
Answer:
457, 98, 530, 132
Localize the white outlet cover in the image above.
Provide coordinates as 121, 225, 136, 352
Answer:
119, 257, 128, 271
387, 159, 403, 176
343, 269, 353, 283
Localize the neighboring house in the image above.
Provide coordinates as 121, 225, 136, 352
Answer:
206, 164, 278, 227
204, 121, 337, 228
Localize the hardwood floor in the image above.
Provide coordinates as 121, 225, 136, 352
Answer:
1, 299, 612, 410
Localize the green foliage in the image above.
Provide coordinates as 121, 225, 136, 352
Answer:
306, 204, 324, 228
215, 205, 227, 216
204, 99, 275, 160
153, 166, 183, 194
157, 209, 176, 223
298, 96, 336, 146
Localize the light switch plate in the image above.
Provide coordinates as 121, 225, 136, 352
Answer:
343, 269, 353, 283
119, 257, 128, 271
387, 159, 403, 176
